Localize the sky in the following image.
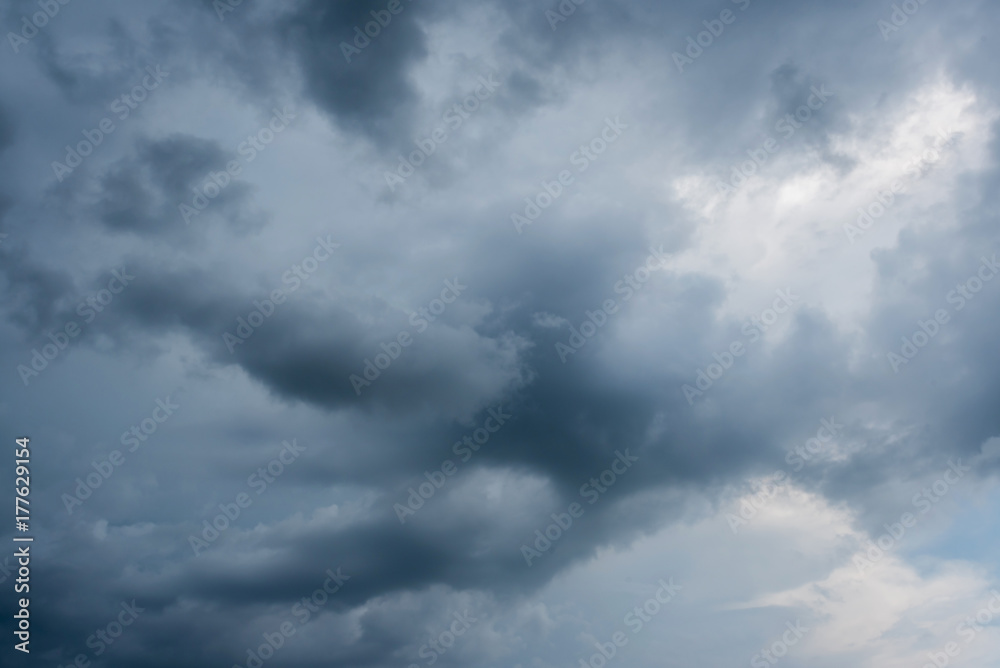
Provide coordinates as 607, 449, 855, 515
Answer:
1, 0, 1000, 667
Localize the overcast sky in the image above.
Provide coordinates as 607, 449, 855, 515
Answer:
2, 0, 1000, 666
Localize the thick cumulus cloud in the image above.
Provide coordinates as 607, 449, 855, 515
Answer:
1, 1, 1000, 667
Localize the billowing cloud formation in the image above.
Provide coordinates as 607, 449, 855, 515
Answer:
1, 0, 999, 667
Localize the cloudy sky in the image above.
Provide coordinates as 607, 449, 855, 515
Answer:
2, 0, 1000, 666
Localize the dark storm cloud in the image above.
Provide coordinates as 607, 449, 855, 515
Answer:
87, 134, 267, 236
34, 256, 527, 422
3, 0, 1000, 667
167, 0, 438, 150
0, 250, 75, 335
277, 0, 432, 148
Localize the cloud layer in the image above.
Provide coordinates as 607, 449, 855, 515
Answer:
1, 0, 1000, 666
